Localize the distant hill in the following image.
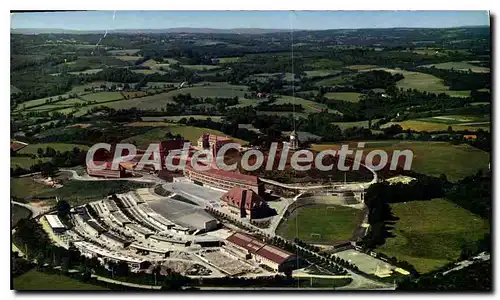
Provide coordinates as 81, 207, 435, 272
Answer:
10, 27, 293, 35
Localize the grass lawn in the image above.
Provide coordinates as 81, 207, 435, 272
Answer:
14, 94, 72, 111
107, 49, 140, 55
10, 177, 54, 199
123, 124, 247, 147
377, 198, 490, 273
77, 82, 249, 112
11, 157, 50, 169
13, 270, 108, 291
274, 95, 340, 114
80, 91, 124, 102
381, 119, 490, 132
12, 204, 32, 228
310, 140, 490, 182
41, 180, 152, 206
218, 57, 241, 63
113, 55, 141, 62
304, 70, 341, 78
182, 64, 221, 71
345, 65, 378, 71
331, 119, 381, 130
324, 92, 363, 103
68, 68, 103, 75
277, 204, 360, 243
17, 143, 89, 155
161, 115, 223, 122
421, 61, 490, 73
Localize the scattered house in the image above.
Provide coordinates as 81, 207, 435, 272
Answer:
463, 134, 478, 141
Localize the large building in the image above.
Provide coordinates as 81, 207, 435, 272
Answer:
225, 232, 296, 272
221, 187, 268, 219
87, 161, 126, 178
197, 134, 235, 153
183, 165, 264, 194
44, 214, 67, 234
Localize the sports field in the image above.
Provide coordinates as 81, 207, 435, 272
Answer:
324, 92, 363, 103
377, 198, 490, 273
13, 270, 108, 291
310, 140, 490, 182
276, 204, 360, 243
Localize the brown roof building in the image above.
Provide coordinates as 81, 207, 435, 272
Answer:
221, 187, 268, 219
225, 232, 296, 272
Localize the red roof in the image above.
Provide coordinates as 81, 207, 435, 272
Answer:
226, 232, 294, 265
222, 187, 265, 210
255, 244, 294, 265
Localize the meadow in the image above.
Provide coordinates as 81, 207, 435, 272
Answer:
12, 204, 32, 228
381, 119, 490, 132
13, 270, 108, 291
276, 204, 360, 244
324, 92, 363, 103
274, 95, 340, 114
421, 61, 490, 73
123, 123, 247, 147
310, 140, 490, 182
377, 198, 489, 273
17, 143, 89, 155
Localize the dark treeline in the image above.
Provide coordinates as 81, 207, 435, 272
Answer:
410, 66, 490, 90
351, 70, 404, 89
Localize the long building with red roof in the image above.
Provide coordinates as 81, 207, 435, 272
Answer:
183, 164, 264, 194
224, 232, 296, 272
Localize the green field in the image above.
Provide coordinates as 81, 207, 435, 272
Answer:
315, 74, 355, 87
311, 140, 490, 182
304, 70, 341, 78
274, 95, 340, 114
12, 204, 32, 228
345, 65, 378, 71
382, 118, 490, 132
132, 69, 167, 75
161, 115, 223, 122
277, 204, 360, 243
377, 199, 489, 273
68, 68, 103, 75
372, 68, 471, 96
331, 119, 381, 130
218, 57, 241, 63
123, 123, 247, 147
13, 270, 108, 291
80, 91, 124, 102
114, 55, 142, 62
11, 157, 50, 169
14, 94, 72, 111
108, 49, 140, 55
11, 177, 54, 199
421, 61, 490, 73
17, 143, 89, 155
324, 92, 363, 103
182, 64, 220, 71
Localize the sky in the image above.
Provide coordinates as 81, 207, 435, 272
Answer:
10, 11, 490, 31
